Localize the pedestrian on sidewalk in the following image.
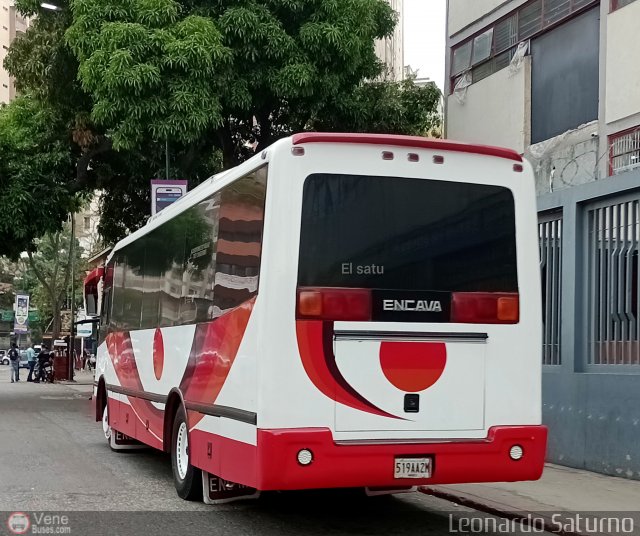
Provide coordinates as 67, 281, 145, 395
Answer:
25, 343, 37, 382
8, 343, 20, 383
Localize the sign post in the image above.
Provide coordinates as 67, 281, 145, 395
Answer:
151, 180, 188, 216
13, 294, 30, 336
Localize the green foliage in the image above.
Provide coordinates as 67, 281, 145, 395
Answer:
5, 0, 85, 116
25, 223, 87, 338
0, 97, 75, 258
2, 0, 441, 251
66, 0, 396, 155
312, 78, 443, 137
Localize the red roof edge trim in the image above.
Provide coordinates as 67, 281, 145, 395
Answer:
84, 267, 104, 287
291, 133, 523, 163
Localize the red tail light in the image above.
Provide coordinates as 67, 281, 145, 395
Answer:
451, 292, 519, 324
297, 287, 371, 321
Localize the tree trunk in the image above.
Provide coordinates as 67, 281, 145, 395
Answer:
51, 299, 61, 340
217, 122, 238, 170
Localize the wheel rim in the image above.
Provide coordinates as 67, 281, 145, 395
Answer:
102, 404, 112, 440
176, 422, 189, 480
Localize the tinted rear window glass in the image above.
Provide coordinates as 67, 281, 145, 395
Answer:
298, 174, 518, 292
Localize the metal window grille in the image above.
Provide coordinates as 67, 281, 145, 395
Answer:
519, 0, 543, 39
609, 128, 640, 175
540, 215, 563, 365
544, 0, 572, 25
449, 0, 598, 93
587, 200, 640, 366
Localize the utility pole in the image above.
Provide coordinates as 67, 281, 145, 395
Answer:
68, 213, 76, 381
165, 137, 170, 180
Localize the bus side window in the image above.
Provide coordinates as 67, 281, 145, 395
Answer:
180, 191, 221, 325
212, 166, 267, 316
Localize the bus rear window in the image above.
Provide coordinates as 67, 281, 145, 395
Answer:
298, 174, 518, 293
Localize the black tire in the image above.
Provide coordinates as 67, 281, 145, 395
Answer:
171, 406, 202, 501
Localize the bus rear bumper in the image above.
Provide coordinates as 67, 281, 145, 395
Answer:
255, 425, 547, 491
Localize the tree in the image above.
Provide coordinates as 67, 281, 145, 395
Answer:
24, 224, 86, 339
3, 0, 442, 248
65, 0, 397, 166
0, 96, 76, 258
311, 77, 442, 137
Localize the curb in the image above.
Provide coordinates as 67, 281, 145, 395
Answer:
419, 487, 589, 536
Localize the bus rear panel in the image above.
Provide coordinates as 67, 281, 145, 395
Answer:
254, 134, 546, 490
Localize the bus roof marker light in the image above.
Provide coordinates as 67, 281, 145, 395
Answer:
382, 151, 394, 161
408, 153, 420, 162
513, 163, 524, 173
432, 155, 445, 164
292, 147, 306, 157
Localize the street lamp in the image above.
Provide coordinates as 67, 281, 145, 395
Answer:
40, 2, 61, 10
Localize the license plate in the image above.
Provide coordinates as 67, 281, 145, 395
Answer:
394, 457, 432, 479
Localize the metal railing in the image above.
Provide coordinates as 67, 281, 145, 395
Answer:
610, 128, 640, 176
540, 215, 563, 365
587, 199, 640, 365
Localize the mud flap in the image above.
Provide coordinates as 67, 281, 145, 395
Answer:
201, 472, 260, 505
364, 486, 417, 497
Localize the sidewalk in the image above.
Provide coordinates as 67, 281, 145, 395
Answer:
422, 464, 640, 535
57, 368, 95, 386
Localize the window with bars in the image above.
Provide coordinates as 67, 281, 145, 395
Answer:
611, 0, 638, 11
587, 199, 640, 367
450, 0, 598, 93
609, 128, 640, 176
540, 215, 563, 365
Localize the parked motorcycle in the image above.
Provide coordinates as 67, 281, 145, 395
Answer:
33, 354, 54, 383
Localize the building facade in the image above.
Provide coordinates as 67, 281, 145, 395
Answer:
375, 0, 404, 81
0, 0, 28, 104
75, 196, 103, 259
446, 0, 640, 480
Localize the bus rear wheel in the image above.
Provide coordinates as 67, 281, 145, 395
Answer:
171, 406, 202, 501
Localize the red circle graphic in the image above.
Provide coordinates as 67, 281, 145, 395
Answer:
379, 341, 447, 392
153, 328, 164, 380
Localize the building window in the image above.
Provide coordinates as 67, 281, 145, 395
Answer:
450, 0, 598, 93
609, 128, 640, 175
587, 198, 640, 366
540, 213, 563, 365
611, 0, 638, 11
83, 216, 91, 231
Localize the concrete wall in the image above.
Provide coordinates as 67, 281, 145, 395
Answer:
448, 0, 508, 36
527, 122, 599, 196
446, 57, 530, 154
605, 1, 640, 125
538, 168, 640, 481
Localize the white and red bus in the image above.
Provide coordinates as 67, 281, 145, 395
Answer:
93, 133, 547, 503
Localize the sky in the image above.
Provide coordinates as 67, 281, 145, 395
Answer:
404, 0, 446, 90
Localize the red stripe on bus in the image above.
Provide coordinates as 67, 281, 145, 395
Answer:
296, 320, 400, 419
291, 133, 523, 163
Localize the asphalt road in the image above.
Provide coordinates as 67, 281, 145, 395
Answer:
0, 365, 549, 536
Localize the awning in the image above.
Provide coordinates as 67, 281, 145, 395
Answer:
84, 267, 104, 288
